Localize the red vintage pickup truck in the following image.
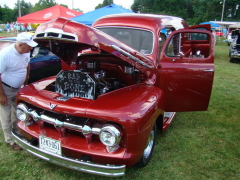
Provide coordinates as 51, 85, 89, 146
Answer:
13, 13, 214, 177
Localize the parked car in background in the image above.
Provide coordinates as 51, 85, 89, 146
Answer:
227, 33, 232, 45
13, 14, 214, 177
0, 37, 61, 83
227, 29, 240, 46
215, 29, 223, 36
229, 32, 240, 62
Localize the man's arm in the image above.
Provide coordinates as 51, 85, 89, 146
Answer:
23, 64, 30, 86
0, 74, 7, 105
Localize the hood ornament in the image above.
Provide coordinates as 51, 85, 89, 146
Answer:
49, 103, 57, 110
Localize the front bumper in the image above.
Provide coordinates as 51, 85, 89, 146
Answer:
12, 131, 126, 177
230, 53, 240, 59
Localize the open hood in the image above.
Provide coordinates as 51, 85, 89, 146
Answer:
34, 17, 155, 80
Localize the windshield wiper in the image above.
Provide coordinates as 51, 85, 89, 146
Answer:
112, 45, 151, 69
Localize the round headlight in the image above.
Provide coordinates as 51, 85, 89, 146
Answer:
16, 104, 29, 122
99, 125, 122, 146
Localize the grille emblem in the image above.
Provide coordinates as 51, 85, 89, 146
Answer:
49, 103, 57, 110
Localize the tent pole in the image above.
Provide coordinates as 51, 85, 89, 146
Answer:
18, 0, 21, 17
221, 0, 225, 21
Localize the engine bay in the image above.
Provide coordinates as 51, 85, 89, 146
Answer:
51, 53, 147, 100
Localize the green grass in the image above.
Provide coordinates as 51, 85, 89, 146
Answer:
0, 38, 239, 180
0, 31, 16, 37
0, 31, 34, 37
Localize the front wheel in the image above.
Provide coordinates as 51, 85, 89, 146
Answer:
135, 122, 157, 168
230, 57, 234, 63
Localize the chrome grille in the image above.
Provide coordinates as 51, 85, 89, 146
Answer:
35, 30, 78, 42
18, 102, 101, 141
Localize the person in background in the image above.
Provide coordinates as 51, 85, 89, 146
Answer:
0, 32, 38, 150
15, 23, 21, 33
223, 28, 228, 39
5, 22, 10, 34
211, 29, 216, 45
23, 23, 28, 32
10, 22, 14, 34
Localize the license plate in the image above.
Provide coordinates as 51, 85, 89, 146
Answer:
39, 135, 62, 155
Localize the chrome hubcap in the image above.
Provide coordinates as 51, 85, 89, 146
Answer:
143, 129, 154, 160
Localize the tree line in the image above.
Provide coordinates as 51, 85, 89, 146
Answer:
131, 0, 240, 25
0, 0, 239, 25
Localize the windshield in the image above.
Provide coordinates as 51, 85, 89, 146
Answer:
96, 27, 154, 55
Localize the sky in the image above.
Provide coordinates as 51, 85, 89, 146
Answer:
0, 0, 134, 13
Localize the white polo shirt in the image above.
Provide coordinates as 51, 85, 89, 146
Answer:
0, 44, 30, 88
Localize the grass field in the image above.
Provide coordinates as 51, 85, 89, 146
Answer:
0, 31, 17, 38
0, 33, 239, 180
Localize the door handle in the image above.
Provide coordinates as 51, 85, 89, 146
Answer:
204, 69, 214, 72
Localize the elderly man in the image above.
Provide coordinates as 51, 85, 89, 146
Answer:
0, 32, 38, 150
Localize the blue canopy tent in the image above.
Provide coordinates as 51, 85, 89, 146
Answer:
71, 4, 134, 26
200, 21, 221, 43
200, 21, 220, 28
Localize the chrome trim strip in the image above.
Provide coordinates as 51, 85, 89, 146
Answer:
204, 69, 214, 72
12, 131, 125, 177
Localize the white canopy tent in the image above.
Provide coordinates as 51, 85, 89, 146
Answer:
229, 23, 240, 29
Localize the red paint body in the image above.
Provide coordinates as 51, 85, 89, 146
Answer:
14, 14, 214, 176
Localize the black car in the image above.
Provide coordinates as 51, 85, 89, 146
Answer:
227, 29, 240, 46
229, 32, 240, 63
0, 37, 61, 83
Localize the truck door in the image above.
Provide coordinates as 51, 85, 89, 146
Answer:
159, 29, 214, 112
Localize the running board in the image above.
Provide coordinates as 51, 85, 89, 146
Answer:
163, 112, 176, 131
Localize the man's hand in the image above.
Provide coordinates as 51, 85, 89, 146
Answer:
0, 76, 7, 105
0, 93, 7, 106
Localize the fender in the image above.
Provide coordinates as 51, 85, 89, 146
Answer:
86, 83, 166, 134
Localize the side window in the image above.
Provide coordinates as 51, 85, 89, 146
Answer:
158, 33, 167, 60
165, 33, 180, 57
165, 32, 211, 59
32, 47, 55, 58
38, 48, 48, 56
190, 33, 208, 40
31, 47, 39, 58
